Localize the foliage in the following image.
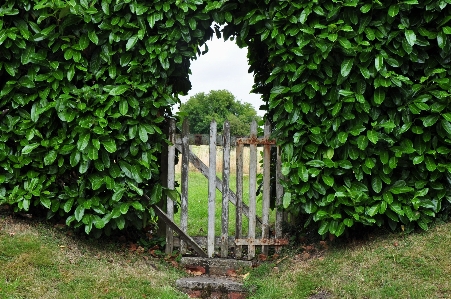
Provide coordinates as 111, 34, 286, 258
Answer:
249, 0, 451, 236
178, 89, 260, 136
0, 0, 216, 236
3, 0, 451, 239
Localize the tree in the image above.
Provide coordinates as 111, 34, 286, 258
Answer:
178, 90, 261, 136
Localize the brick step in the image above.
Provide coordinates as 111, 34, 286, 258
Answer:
176, 276, 246, 299
180, 257, 252, 276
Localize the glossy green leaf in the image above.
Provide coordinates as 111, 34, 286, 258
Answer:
340, 58, 353, 77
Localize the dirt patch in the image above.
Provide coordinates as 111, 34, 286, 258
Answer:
309, 290, 332, 299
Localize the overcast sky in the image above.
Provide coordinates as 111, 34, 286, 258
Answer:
176, 37, 265, 116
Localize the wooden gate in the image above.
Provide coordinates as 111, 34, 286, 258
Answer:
154, 118, 287, 259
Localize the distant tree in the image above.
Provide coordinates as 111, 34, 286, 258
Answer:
178, 90, 261, 136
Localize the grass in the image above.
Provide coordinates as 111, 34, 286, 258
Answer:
0, 215, 187, 299
244, 221, 451, 299
2, 210, 451, 298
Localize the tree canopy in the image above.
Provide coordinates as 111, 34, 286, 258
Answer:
178, 90, 261, 136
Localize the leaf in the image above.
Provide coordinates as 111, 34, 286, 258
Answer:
405, 30, 416, 47
109, 85, 128, 96
63, 198, 74, 212
335, 222, 346, 237
375, 55, 383, 72
340, 58, 353, 77
22, 143, 39, 154
366, 204, 379, 217
40, 197, 51, 209
283, 192, 291, 209
367, 130, 378, 144
371, 176, 382, 193
422, 115, 439, 127
120, 203, 129, 214
126, 35, 138, 51
424, 155, 436, 171
88, 30, 98, 45
102, 138, 117, 153
357, 135, 369, 150
139, 125, 148, 142
119, 99, 128, 115
77, 132, 90, 151
338, 132, 348, 143
322, 175, 334, 187
75, 205, 85, 222
318, 221, 329, 235
44, 150, 57, 166
413, 155, 424, 165
442, 119, 451, 135
374, 89, 385, 105
388, 4, 399, 17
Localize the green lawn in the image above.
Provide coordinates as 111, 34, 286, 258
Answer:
0, 215, 187, 299
244, 221, 451, 299
2, 207, 451, 298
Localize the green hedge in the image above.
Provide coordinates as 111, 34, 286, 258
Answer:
0, 0, 217, 235
263, 0, 451, 235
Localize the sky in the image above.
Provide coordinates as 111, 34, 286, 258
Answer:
176, 37, 265, 116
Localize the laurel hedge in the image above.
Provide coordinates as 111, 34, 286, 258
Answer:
2, 0, 451, 237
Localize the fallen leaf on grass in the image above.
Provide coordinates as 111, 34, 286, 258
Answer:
129, 243, 138, 252
258, 253, 267, 261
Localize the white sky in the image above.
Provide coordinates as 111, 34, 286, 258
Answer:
176, 37, 265, 116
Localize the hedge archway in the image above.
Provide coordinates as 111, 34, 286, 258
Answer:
2, 1, 451, 237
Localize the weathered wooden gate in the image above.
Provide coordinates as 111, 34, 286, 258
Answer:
154, 118, 287, 260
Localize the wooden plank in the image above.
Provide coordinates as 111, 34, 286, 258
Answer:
151, 204, 207, 258
261, 120, 271, 255
174, 143, 262, 226
275, 146, 284, 253
235, 238, 289, 246
235, 143, 243, 259
174, 134, 275, 147
221, 120, 230, 258
208, 120, 217, 258
248, 120, 257, 260
165, 119, 175, 254
173, 236, 235, 249
180, 119, 189, 254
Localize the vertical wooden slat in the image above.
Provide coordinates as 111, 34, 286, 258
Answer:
235, 142, 244, 259
180, 119, 189, 254
221, 120, 230, 258
275, 146, 284, 253
248, 120, 257, 260
165, 119, 175, 254
208, 120, 217, 258
261, 120, 271, 255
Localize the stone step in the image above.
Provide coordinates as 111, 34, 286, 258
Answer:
180, 257, 252, 276
176, 276, 246, 299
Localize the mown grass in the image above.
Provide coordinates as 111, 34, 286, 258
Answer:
0, 215, 187, 299
244, 220, 451, 299
2, 211, 451, 298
